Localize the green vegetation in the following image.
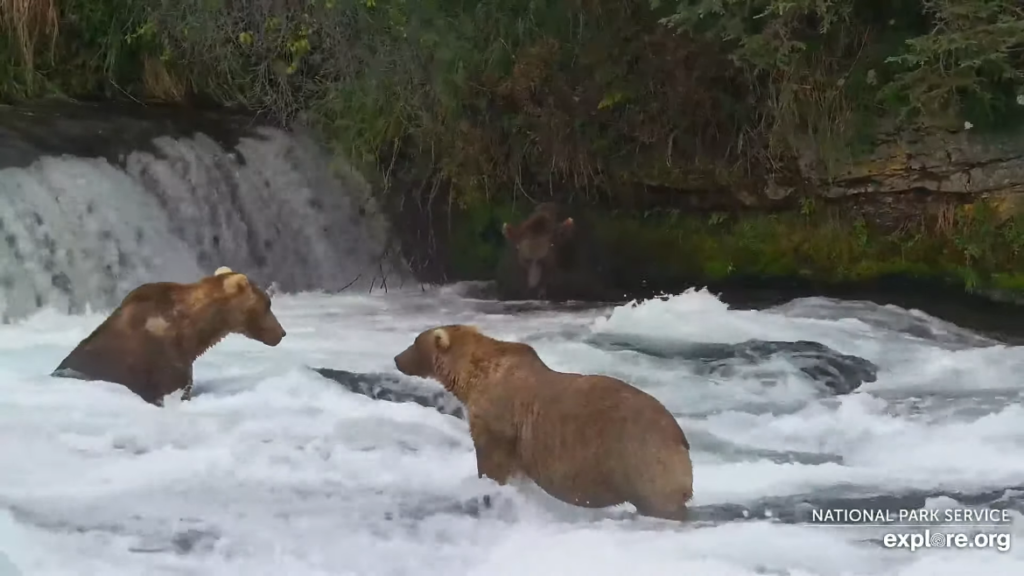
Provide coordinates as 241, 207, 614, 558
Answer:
2, 0, 1024, 294
2, 0, 755, 200
609, 201, 1024, 297
657, 0, 1024, 158
452, 198, 1024, 298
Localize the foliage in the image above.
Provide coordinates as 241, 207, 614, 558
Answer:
0, 0, 765, 204
451, 197, 1024, 297
4, 0, 1024, 295
3, 0, 1023, 196
656, 0, 1024, 168
0, 0, 58, 94
5, 0, 1023, 198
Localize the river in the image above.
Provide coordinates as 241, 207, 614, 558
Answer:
1, 284, 1022, 575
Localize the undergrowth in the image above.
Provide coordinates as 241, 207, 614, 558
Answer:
3, 0, 1024, 291
451, 197, 1024, 297
656, 0, 1024, 175
7, 0, 1021, 208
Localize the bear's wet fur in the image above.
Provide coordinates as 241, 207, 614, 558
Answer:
393, 324, 694, 521
51, 267, 286, 406
496, 203, 619, 302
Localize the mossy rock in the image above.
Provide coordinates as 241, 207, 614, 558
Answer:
445, 198, 1024, 299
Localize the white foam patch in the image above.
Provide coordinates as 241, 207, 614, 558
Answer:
0, 287, 1021, 574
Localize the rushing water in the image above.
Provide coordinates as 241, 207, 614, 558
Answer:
0, 103, 408, 323
1, 285, 1022, 576
1, 102, 1021, 574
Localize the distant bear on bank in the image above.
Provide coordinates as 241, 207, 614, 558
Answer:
496, 202, 617, 302
393, 324, 694, 521
51, 267, 286, 406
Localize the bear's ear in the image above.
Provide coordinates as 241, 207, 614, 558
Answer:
215, 266, 234, 276
431, 328, 451, 351
556, 217, 574, 237
502, 223, 519, 242
223, 273, 251, 294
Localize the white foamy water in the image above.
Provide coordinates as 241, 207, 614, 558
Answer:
1, 286, 1022, 576
0, 107, 408, 322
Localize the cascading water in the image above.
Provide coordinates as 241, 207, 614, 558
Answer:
0, 103, 410, 322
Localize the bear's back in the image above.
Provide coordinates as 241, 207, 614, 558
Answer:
530, 372, 684, 447
506, 370, 686, 502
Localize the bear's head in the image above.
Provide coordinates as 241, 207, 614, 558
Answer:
502, 203, 574, 290
393, 324, 483, 383
213, 266, 287, 346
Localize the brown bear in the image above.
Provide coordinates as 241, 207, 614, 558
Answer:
51, 266, 286, 406
496, 202, 618, 302
393, 324, 693, 521
501, 203, 574, 293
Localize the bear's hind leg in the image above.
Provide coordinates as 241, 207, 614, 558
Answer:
631, 483, 693, 522
633, 499, 690, 522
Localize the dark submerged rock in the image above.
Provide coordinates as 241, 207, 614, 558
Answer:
310, 367, 466, 419
587, 333, 878, 395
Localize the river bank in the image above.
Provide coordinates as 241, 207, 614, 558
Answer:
3, 96, 1024, 342
3, 0, 1024, 336
387, 193, 1024, 342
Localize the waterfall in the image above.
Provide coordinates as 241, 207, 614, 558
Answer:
0, 102, 410, 322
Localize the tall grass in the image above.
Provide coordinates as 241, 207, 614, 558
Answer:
0, 0, 59, 87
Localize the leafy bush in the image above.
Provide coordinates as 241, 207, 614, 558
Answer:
3, 0, 1023, 207
655, 0, 1024, 151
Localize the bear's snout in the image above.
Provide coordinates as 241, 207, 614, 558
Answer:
254, 315, 286, 346
526, 261, 543, 289
394, 346, 420, 377
267, 327, 286, 346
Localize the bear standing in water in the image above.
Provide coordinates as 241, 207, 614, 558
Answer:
393, 324, 694, 521
497, 203, 618, 302
52, 266, 286, 406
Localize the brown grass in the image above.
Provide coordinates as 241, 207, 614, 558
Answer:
142, 56, 189, 103
934, 202, 957, 235
0, 0, 59, 74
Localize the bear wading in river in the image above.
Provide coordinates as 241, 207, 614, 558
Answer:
51, 266, 286, 406
393, 324, 694, 521
496, 203, 617, 302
